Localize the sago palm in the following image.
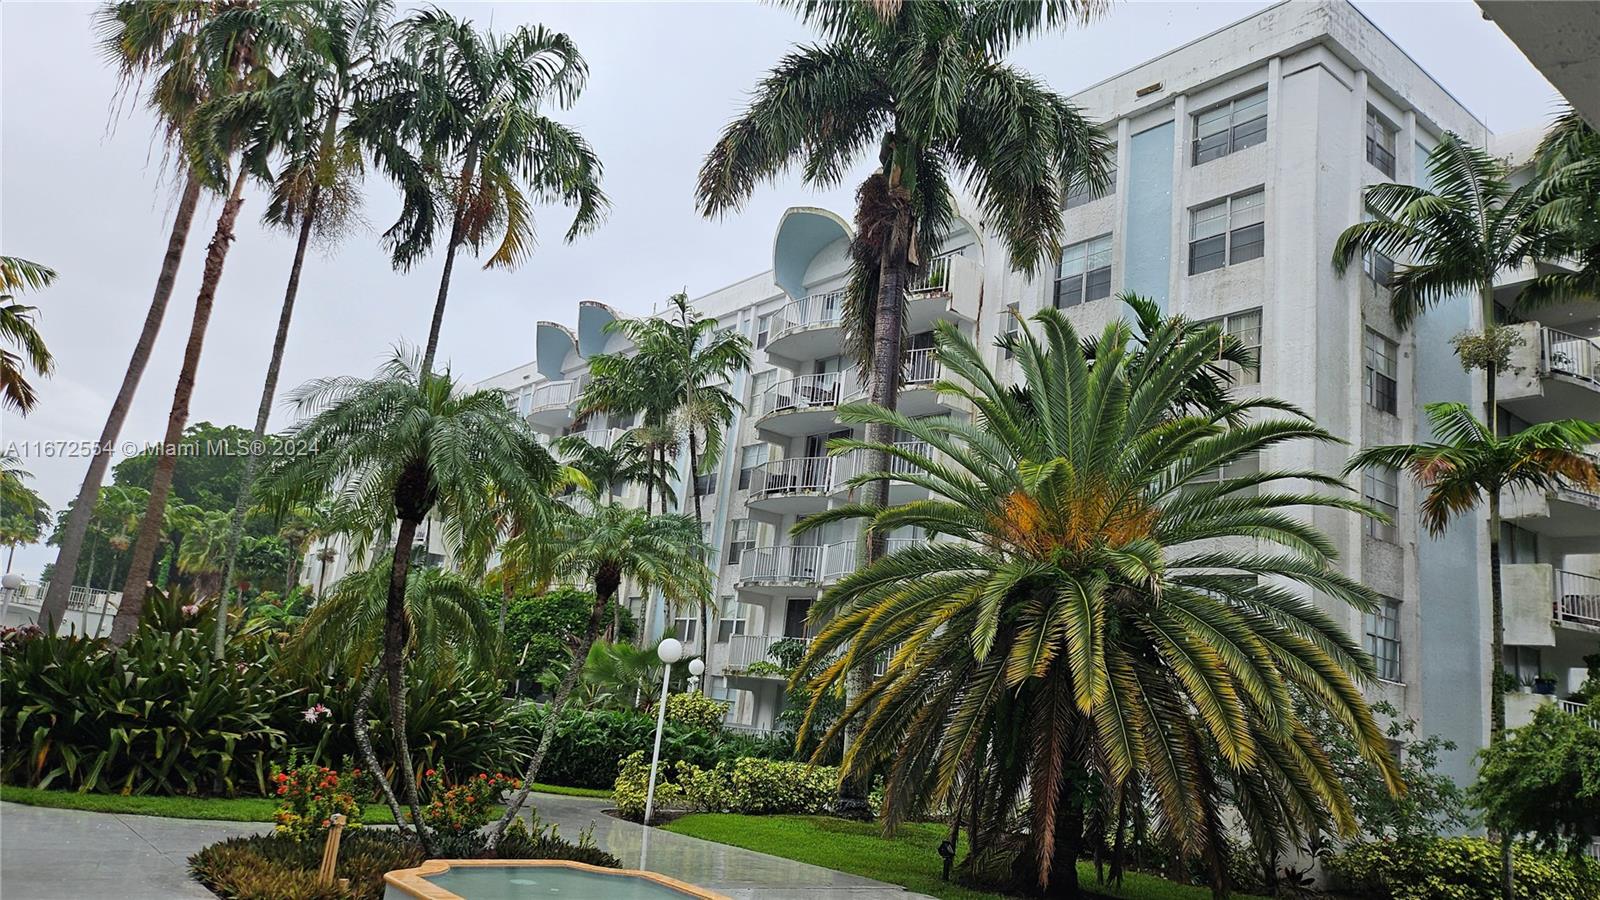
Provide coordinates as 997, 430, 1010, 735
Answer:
0, 256, 57, 414
487, 503, 709, 848
360, 8, 606, 375
1345, 404, 1600, 745
256, 350, 559, 848
795, 309, 1399, 895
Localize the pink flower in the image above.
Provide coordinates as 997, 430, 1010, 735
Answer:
302, 703, 331, 723
181, 604, 200, 616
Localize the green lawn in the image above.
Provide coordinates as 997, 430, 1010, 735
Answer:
662, 814, 1267, 900
0, 783, 608, 822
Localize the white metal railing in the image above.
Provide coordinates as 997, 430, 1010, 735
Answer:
909, 253, 956, 294
738, 544, 825, 585
750, 456, 835, 499
1559, 699, 1592, 717
820, 537, 927, 582
1556, 570, 1600, 628
837, 440, 934, 485
904, 347, 940, 386
563, 428, 623, 450
1, 584, 122, 636
724, 633, 812, 673
1543, 327, 1600, 385
529, 379, 578, 413
773, 290, 846, 341
757, 372, 843, 418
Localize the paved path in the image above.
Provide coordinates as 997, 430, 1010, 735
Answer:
0, 795, 932, 899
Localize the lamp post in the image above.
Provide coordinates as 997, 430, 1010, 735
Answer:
0, 572, 22, 624
643, 637, 683, 826
687, 656, 705, 692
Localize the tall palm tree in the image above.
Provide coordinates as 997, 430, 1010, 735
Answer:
795, 311, 1399, 895
579, 327, 682, 518
486, 502, 709, 849
0, 256, 57, 413
255, 350, 558, 850
1345, 405, 1600, 744
111, 3, 284, 644
212, 0, 395, 657
359, 8, 606, 376
40, 0, 236, 631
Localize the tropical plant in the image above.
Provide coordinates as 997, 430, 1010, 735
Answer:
359, 7, 606, 376
1523, 108, 1600, 307
793, 309, 1399, 894
1470, 702, 1600, 859
0, 256, 57, 413
256, 350, 559, 847
0, 453, 49, 573
176, 508, 235, 600
578, 640, 663, 712
213, 0, 396, 659
1345, 404, 1600, 745
487, 502, 710, 848
1326, 837, 1600, 900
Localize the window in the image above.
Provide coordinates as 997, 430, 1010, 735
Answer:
1189, 189, 1264, 274
694, 468, 718, 497
1054, 235, 1113, 309
671, 614, 699, 645
1185, 451, 1261, 496
1365, 330, 1398, 414
1502, 646, 1542, 687
750, 369, 775, 406
756, 313, 772, 349
1198, 309, 1262, 386
1002, 302, 1021, 360
1064, 145, 1117, 209
1365, 597, 1402, 682
1193, 89, 1267, 164
726, 518, 756, 566
738, 444, 767, 490
1363, 465, 1400, 542
1500, 522, 1539, 565
717, 600, 748, 644
1363, 249, 1395, 288
1366, 108, 1397, 177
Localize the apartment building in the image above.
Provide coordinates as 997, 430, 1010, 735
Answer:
472, 0, 1597, 784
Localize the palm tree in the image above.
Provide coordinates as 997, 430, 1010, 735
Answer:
313, 545, 338, 598
212, 0, 395, 657
359, 8, 606, 376
40, 0, 234, 631
111, 4, 283, 644
794, 310, 1399, 895
0, 256, 57, 413
256, 350, 559, 848
175, 508, 231, 600
579, 326, 682, 519
1522, 108, 1600, 306
577, 639, 664, 712
486, 502, 709, 849
1346, 405, 1600, 743
0, 454, 49, 572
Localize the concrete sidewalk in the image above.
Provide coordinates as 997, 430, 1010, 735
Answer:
0, 796, 932, 899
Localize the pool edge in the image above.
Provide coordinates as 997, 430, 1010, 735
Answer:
383, 858, 730, 900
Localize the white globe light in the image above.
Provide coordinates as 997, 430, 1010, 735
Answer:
688, 657, 705, 677
657, 637, 684, 665
1, 573, 23, 590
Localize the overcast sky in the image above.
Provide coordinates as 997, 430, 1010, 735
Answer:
0, 0, 1562, 578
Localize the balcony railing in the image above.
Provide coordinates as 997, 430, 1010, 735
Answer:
837, 440, 935, 486
750, 456, 835, 499
909, 253, 957, 294
773, 290, 845, 341
820, 537, 927, 582
529, 379, 578, 413
1, 583, 122, 636
1557, 569, 1600, 628
1542, 327, 1600, 386
1560, 699, 1593, 718
724, 633, 811, 674
738, 545, 825, 585
757, 372, 843, 418
904, 347, 940, 387
563, 428, 622, 449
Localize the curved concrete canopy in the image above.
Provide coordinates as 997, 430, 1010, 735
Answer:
535, 321, 578, 381
772, 207, 851, 300
577, 300, 623, 358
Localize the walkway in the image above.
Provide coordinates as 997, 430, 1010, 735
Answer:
0, 795, 931, 899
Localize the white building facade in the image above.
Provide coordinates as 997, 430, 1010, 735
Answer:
474, 0, 1598, 783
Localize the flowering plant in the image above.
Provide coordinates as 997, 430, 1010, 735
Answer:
270, 756, 364, 842
417, 769, 521, 833
301, 703, 331, 723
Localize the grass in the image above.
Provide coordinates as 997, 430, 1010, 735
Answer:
662, 814, 1268, 900
0, 783, 608, 822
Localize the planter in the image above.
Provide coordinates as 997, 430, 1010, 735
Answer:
1533, 677, 1558, 696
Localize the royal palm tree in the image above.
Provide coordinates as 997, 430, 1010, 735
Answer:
360, 8, 606, 376
795, 310, 1399, 895
41, 0, 236, 631
0, 256, 57, 413
212, 0, 395, 657
1346, 406, 1600, 743
486, 502, 709, 849
256, 350, 559, 849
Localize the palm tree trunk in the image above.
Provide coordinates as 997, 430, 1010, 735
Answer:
214, 190, 322, 657
38, 174, 202, 632
381, 516, 430, 851
317, 555, 329, 598
487, 563, 618, 849
1481, 284, 1513, 900
418, 149, 476, 378
85, 543, 97, 593
350, 663, 412, 839
4, 544, 13, 574
687, 429, 711, 695
112, 167, 250, 645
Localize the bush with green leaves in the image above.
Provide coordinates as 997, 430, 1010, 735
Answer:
612, 750, 838, 820
503, 587, 636, 686
270, 759, 365, 842
1325, 837, 1600, 900
1470, 702, 1600, 857
665, 692, 726, 733
534, 705, 776, 790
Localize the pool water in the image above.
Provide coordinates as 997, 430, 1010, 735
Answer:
420, 866, 701, 899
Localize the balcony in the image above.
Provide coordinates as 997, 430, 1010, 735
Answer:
819, 537, 927, 583
0, 582, 121, 637
561, 427, 624, 450
832, 440, 937, 503
755, 372, 845, 437
767, 290, 845, 363
526, 379, 579, 427
737, 545, 825, 595
723, 633, 811, 681
1504, 465, 1600, 538
747, 456, 836, 514
905, 252, 982, 332
1557, 569, 1600, 630
1499, 322, 1600, 421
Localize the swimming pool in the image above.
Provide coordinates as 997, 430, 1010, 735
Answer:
383, 859, 726, 899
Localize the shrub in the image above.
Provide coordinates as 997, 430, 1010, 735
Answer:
1325, 837, 1600, 900
417, 769, 520, 834
535, 705, 770, 789
612, 750, 838, 820
271, 759, 364, 842
1470, 702, 1600, 856
665, 692, 726, 733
